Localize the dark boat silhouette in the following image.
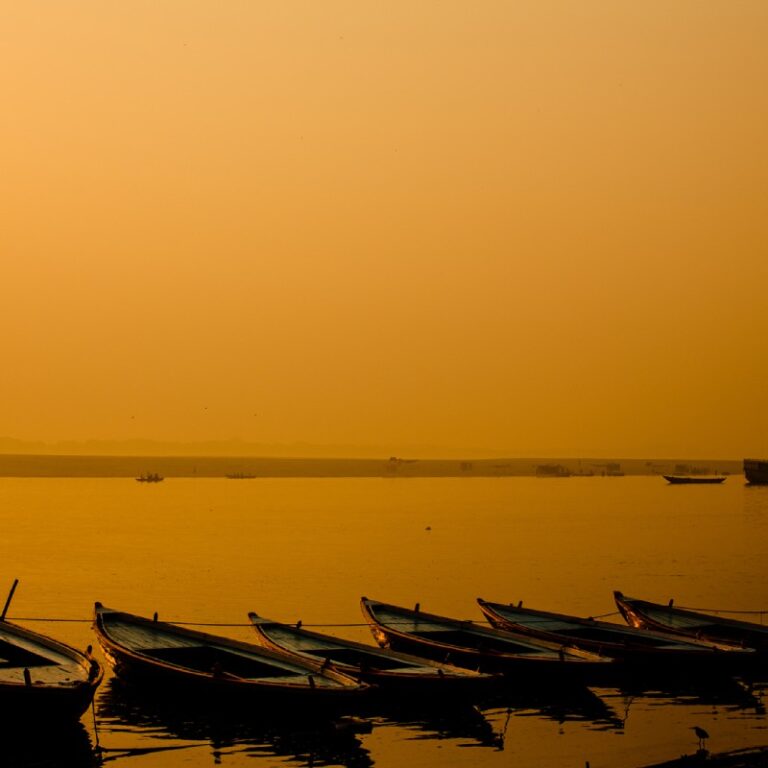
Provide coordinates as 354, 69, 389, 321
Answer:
663, 475, 726, 485
135, 473, 163, 483
744, 459, 768, 485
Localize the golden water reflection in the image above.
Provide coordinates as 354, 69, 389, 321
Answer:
1, 477, 768, 766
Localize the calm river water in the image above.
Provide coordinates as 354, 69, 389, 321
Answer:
1, 476, 767, 767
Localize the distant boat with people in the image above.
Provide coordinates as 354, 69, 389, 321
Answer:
136, 473, 163, 483
663, 475, 726, 485
744, 459, 768, 485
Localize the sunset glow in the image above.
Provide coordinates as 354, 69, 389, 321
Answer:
3, 2, 766, 458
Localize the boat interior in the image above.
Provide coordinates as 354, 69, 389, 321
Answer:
293, 646, 411, 670
140, 645, 305, 679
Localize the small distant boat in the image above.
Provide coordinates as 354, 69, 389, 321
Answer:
136, 473, 164, 483
663, 475, 726, 485
93, 604, 368, 707
225, 473, 256, 480
614, 592, 768, 653
0, 610, 102, 723
359, 598, 615, 685
744, 459, 768, 485
249, 611, 498, 698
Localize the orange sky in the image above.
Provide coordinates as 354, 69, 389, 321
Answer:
2, 2, 767, 458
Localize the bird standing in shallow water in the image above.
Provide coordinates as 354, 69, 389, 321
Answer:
692, 726, 709, 750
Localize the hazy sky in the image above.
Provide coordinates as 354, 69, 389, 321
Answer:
2, 2, 767, 458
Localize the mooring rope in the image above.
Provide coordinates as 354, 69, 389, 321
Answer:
4, 616, 489, 627
8, 608, 768, 626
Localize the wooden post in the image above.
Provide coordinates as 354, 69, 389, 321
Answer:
1, 578, 19, 621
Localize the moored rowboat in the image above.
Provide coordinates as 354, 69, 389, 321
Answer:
0, 618, 102, 725
249, 611, 499, 698
477, 598, 755, 678
614, 592, 768, 654
93, 603, 368, 707
360, 598, 616, 685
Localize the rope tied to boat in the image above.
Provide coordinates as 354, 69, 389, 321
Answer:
3, 617, 495, 627
8, 610, 767, 626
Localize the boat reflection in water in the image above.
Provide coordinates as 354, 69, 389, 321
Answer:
97, 677, 374, 767
482, 685, 626, 740
1, 721, 98, 768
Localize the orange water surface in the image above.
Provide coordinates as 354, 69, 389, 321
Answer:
1, 476, 767, 767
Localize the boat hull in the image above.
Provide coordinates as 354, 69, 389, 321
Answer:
614, 592, 766, 671
0, 679, 101, 724
93, 605, 368, 710
249, 614, 499, 700
0, 620, 102, 726
478, 598, 754, 685
663, 475, 726, 484
360, 598, 616, 687
744, 459, 768, 485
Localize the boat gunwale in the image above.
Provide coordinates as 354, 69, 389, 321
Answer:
476, 598, 743, 656
614, 592, 768, 642
93, 604, 366, 693
0, 617, 103, 691
359, 597, 609, 665
248, 612, 492, 681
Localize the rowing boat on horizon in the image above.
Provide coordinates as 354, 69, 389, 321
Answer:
663, 475, 726, 485
136, 473, 164, 483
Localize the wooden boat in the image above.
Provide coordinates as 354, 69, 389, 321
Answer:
93, 604, 369, 707
359, 598, 616, 685
477, 598, 755, 678
136, 473, 163, 483
248, 611, 499, 698
614, 592, 768, 653
663, 475, 726, 485
744, 459, 768, 485
0, 618, 102, 724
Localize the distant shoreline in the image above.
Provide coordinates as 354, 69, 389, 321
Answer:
0, 454, 743, 479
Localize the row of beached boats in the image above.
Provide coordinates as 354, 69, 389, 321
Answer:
3, 590, 768, 727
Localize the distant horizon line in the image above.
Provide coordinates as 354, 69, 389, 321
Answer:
0, 437, 747, 464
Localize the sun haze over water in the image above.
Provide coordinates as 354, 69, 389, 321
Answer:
2, 2, 767, 459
